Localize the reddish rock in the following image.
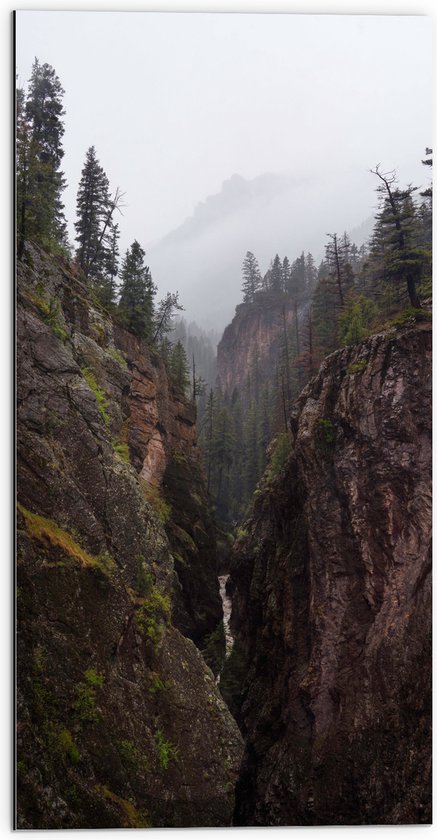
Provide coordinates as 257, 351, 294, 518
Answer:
227, 319, 432, 826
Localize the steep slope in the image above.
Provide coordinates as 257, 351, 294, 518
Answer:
16, 244, 243, 829
217, 291, 308, 401
226, 318, 432, 825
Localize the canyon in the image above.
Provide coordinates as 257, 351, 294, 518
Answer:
16, 243, 432, 828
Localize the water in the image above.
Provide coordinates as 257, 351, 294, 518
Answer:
217, 574, 234, 684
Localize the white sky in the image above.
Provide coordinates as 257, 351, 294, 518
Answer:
15, 10, 432, 255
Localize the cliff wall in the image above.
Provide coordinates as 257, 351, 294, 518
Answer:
216, 292, 307, 399
226, 318, 432, 825
16, 244, 242, 828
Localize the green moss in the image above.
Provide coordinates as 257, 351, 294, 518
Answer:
117, 739, 149, 773
96, 785, 150, 828
112, 440, 130, 462
146, 672, 166, 695
347, 359, 368, 375
50, 728, 81, 765
154, 729, 179, 770
107, 346, 128, 368
30, 288, 68, 343
81, 366, 111, 427
73, 668, 105, 723
17, 503, 116, 576
141, 482, 171, 524
136, 557, 153, 597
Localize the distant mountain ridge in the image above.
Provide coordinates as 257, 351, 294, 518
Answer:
147, 170, 375, 332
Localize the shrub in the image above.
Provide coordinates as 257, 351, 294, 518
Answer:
135, 590, 171, 643
154, 729, 179, 770
52, 728, 81, 765
30, 288, 68, 343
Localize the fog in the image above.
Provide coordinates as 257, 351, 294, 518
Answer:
15, 11, 432, 331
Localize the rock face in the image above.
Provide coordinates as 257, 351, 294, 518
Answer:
16, 244, 242, 829
217, 292, 306, 399
227, 320, 432, 825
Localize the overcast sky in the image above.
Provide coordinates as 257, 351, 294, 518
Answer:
15, 11, 432, 261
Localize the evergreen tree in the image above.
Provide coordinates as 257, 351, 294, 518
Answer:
288, 252, 306, 300
152, 292, 183, 344
118, 240, 156, 340
325, 232, 353, 307
75, 146, 111, 279
270, 254, 284, 292
241, 251, 262, 302
370, 166, 423, 307
93, 221, 120, 308
17, 59, 67, 255
282, 256, 291, 294
168, 341, 190, 394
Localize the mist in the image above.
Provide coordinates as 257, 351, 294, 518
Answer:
15, 11, 432, 332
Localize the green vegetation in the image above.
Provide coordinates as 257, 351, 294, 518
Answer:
73, 668, 105, 723
317, 418, 336, 447
135, 588, 171, 643
136, 557, 154, 597
146, 672, 166, 695
30, 285, 68, 343
112, 440, 130, 462
96, 785, 150, 829
49, 727, 81, 765
17, 503, 115, 576
117, 739, 149, 773
385, 306, 432, 328
81, 367, 111, 427
107, 346, 128, 368
267, 431, 291, 479
154, 729, 179, 770
347, 359, 368, 375
141, 482, 171, 524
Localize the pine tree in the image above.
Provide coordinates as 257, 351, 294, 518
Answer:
288, 252, 306, 300
168, 341, 190, 394
152, 292, 183, 344
241, 251, 262, 302
270, 254, 284, 293
118, 240, 156, 340
17, 59, 67, 254
370, 166, 423, 308
92, 221, 120, 308
75, 146, 110, 279
325, 233, 353, 308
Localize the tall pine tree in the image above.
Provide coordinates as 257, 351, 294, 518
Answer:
118, 240, 156, 340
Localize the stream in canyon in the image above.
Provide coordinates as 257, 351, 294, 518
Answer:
217, 574, 234, 683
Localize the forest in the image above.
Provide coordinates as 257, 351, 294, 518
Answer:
16, 59, 432, 528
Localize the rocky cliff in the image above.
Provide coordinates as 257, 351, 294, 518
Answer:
226, 318, 432, 825
217, 292, 306, 399
16, 244, 243, 829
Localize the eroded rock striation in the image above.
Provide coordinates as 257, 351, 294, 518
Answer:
227, 320, 432, 825
16, 244, 242, 829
